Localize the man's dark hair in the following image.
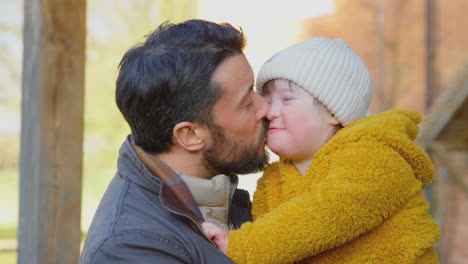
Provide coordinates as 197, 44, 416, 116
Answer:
116, 19, 246, 153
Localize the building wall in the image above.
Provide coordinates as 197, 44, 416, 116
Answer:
300, 0, 467, 114
432, 0, 468, 97
299, 1, 468, 263
438, 152, 468, 264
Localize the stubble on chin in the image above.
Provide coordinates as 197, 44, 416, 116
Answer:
202, 120, 270, 176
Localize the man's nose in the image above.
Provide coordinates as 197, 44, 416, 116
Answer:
254, 93, 269, 122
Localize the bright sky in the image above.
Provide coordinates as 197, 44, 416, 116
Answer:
199, 0, 336, 76
198, 0, 336, 194
199, 0, 335, 26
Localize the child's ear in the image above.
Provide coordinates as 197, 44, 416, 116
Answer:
172, 122, 209, 152
328, 113, 341, 127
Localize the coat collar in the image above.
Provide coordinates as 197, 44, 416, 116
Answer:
117, 135, 204, 224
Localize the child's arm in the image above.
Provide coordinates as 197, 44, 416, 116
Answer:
250, 170, 272, 220
202, 165, 277, 253
227, 141, 427, 264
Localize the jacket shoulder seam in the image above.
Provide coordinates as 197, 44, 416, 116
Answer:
108, 179, 131, 235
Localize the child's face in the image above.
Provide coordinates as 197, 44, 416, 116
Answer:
263, 79, 338, 162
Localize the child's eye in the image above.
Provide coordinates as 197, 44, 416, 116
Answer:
245, 101, 254, 108
282, 97, 294, 102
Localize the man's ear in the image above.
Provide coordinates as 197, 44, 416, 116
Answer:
172, 122, 209, 152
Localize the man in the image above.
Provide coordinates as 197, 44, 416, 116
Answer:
79, 19, 269, 263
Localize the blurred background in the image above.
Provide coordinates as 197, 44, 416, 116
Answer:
0, 0, 466, 263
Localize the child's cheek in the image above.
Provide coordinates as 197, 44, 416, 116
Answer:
267, 134, 283, 155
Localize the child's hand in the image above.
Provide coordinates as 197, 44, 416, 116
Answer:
202, 222, 228, 254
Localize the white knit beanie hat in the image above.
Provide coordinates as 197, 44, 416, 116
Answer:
256, 37, 373, 126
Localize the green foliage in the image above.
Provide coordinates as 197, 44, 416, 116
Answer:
0, 227, 16, 240
0, 136, 19, 168
0, 251, 16, 264
0, 0, 199, 169
83, 0, 198, 168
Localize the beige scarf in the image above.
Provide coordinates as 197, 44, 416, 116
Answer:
180, 174, 237, 231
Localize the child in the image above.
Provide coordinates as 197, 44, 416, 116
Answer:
202, 37, 440, 264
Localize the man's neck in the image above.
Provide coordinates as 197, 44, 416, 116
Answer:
155, 150, 213, 179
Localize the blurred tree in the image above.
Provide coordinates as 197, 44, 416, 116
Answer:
0, 3, 23, 168
83, 0, 198, 168
0, 25, 21, 108
0, 0, 198, 168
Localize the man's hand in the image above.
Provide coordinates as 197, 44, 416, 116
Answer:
202, 222, 228, 254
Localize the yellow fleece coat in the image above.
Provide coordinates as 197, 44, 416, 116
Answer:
227, 110, 440, 264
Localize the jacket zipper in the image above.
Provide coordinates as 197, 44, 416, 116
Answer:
168, 209, 217, 247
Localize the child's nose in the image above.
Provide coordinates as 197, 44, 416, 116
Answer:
266, 103, 279, 121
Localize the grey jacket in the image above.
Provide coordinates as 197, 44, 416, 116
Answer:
79, 136, 252, 263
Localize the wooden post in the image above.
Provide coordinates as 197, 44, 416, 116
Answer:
19, 0, 86, 263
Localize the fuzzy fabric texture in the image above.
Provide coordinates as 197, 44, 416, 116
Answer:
227, 109, 440, 264
256, 37, 373, 126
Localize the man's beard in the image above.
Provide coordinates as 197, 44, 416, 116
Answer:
202, 120, 269, 176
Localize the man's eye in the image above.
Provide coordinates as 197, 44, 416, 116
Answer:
246, 101, 254, 108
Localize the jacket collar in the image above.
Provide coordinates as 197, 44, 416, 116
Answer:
117, 135, 204, 224
117, 136, 162, 193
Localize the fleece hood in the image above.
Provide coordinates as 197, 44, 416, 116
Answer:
328, 109, 434, 187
